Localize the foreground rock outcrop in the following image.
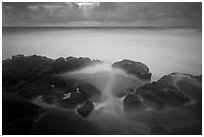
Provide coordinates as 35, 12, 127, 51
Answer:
76, 83, 101, 100
2, 55, 97, 99
123, 73, 202, 111
112, 59, 152, 79
123, 73, 202, 135
2, 101, 41, 135
61, 89, 88, 106
123, 94, 145, 112
3, 55, 202, 135
77, 100, 94, 117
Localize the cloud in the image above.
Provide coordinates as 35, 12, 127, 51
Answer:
2, 2, 202, 27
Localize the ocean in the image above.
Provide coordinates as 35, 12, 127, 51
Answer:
2, 27, 202, 80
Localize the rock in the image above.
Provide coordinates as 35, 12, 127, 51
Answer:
79, 57, 92, 65
2, 101, 41, 135
30, 108, 99, 134
123, 94, 145, 112
65, 56, 77, 61
62, 90, 87, 105
123, 94, 141, 105
55, 57, 66, 63
93, 59, 103, 63
112, 59, 152, 79
76, 83, 101, 100
59, 56, 93, 73
113, 88, 135, 98
77, 100, 94, 117
41, 95, 57, 104
2, 55, 96, 99
190, 75, 202, 82
136, 73, 192, 110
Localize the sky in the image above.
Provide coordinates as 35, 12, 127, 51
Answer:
2, 2, 202, 27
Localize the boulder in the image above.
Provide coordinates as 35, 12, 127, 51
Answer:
113, 87, 136, 98
41, 95, 57, 104
123, 94, 145, 112
112, 59, 151, 79
136, 73, 191, 110
2, 101, 41, 135
76, 83, 101, 100
77, 100, 94, 117
93, 59, 103, 63
190, 75, 202, 82
62, 90, 87, 105
2, 55, 96, 99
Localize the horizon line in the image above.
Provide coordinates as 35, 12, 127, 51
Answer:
2, 26, 201, 28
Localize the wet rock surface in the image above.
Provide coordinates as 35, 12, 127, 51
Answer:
2, 55, 97, 99
76, 83, 101, 100
112, 59, 152, 79
123, 94, 145, 112
135, 73, 191, 110
77, 100, 94, 117
123, 73, 201, 112
2, 55, 202, 135
60, 89, 88, 108
30, 108, 100, 135
2, 101, 41, 135
122, 73, 201, 135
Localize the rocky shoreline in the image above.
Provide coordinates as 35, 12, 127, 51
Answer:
2, 55, 202, 135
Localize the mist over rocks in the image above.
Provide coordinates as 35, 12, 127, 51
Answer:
76, 83, 102, 100
2, 101, 41, 135
77, 100, 94, 117
2, 55, 202, 135
123, 94, 145, 112
30, 108, 100, 135
113, 88, 135, 98
61, 89, 88, 107
123, 73, 202, 112
112, 59, 152, 80
2, 55, 98, 99
122, 73, 201, 135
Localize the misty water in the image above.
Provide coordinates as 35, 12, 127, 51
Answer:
3, 28, 202, 134
31, 62, 201, 134
3, 27, 202, 80
63, 63, 150, 134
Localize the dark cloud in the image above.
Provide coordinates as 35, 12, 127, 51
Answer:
3, 2, 83, 24
2, 2, 202, 27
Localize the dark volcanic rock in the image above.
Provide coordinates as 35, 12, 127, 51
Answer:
136, 73, 191, 110
112, 59, 152, 79
93, 59, 103, 63
41, 95, 57, 104
2, 55, 96, 99
62, 90, 87, 106
113, 87, 137, 98
76, 83, 101, 100
190, 75, 202, 82
2, 101, 41, 135
123, 94, 145, 112
30, 108, 99, 135
77, 100, 94, 117
54, 56, 93, 73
